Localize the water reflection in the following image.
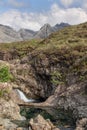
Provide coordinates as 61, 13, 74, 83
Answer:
20, 107, 75, 129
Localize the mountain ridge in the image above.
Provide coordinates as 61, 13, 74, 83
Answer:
0, 22, 70, 43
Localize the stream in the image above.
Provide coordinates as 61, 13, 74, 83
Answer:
16, 89, 75, 130
17, 89, 36, 103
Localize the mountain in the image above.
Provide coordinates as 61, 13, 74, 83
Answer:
53, 22, 70, 31
0, 23, 70, 43
0, 24, 22, 43
34, 23, 55, 39
30, 22, 70, 39
18, 28, 36, 40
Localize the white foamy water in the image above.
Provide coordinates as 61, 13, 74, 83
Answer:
17, 89, 35, 102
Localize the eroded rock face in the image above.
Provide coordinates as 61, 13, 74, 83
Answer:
29, 114, 59, 130
6, 52, 87, 127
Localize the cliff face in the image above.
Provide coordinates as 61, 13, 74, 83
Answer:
0, 81, 25, 130
0, 22, 87, 129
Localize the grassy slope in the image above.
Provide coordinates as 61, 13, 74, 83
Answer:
0, 22, 87, 54
31, 22, 87, 85
0, 22, 87, 84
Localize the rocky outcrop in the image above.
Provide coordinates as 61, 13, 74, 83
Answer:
0, 82, 26, 130
29, 114, 59, 130
76, 118, 87, 130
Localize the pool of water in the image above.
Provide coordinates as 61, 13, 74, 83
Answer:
16, 89, 75, 129
20, 107, 75, 130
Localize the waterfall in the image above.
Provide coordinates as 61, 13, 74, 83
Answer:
17, 89, 35, 102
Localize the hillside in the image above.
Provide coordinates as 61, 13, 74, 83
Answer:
0, 22, 87, 130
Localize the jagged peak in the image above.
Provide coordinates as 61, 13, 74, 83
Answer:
55, 22, 70, 28
40, 23, 52, 30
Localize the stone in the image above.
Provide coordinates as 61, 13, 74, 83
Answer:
29, 114, 58, 130
76, 118, 87, 130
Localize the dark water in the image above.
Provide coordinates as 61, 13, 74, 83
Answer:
20, 107, 75, 130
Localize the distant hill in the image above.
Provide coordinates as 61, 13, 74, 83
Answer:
0, 24, 22, 43
0, 23, 70, 43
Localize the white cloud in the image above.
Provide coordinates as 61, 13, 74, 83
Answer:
60, 0, 74, 7
8, 0, 25, 8
82, 0, 87, 11
0, 4, 87, 31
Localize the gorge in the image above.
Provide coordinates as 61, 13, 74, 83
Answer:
0, 22, 87, 130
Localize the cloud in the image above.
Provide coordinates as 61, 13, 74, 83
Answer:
60, 0, 74, 7
82, 0, 87, 11
0, 3, 87, 31
0, 0, 28, 8
8, 0, 26, 8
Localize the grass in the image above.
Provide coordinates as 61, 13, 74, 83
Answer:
0, 66, 13, 82
51, 71, 64, 85
0, 22, 87, 85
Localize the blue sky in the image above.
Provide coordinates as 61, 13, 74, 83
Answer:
0, 0, 84, 12
0, 0, 87, 30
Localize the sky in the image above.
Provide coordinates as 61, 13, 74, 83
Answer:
0, 0, 87, 31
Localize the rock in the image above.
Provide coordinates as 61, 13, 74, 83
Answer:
0, 82, 22, 120
29, 114, 59, 130
16, 128, 24, 130
0, 99, 22, 120
0, 118, 17, 130
0, 124, 4, 130
76, 118, 87, 130
0, 82, 26, 130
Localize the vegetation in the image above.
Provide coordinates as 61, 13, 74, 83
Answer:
0, 22, 87, 85
20, 107, 55, 121
51, 71, 64, 85
20, 107, 75, 126
0, 66, 13, 82
0, 88, 9, 97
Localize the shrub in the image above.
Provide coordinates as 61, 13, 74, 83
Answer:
51, 71, 64, 85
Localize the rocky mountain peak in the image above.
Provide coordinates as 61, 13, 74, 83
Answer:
40, 23, 52, 30
54, 22, 70, 31
34, 23, 54, 39
0, 22, 70, 43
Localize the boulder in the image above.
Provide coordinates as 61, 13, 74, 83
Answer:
29, 114, 59, 130
76, 118, 87, 130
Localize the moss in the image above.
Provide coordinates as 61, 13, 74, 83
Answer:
0, 66, 13, 82
51, 71, 64, 85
